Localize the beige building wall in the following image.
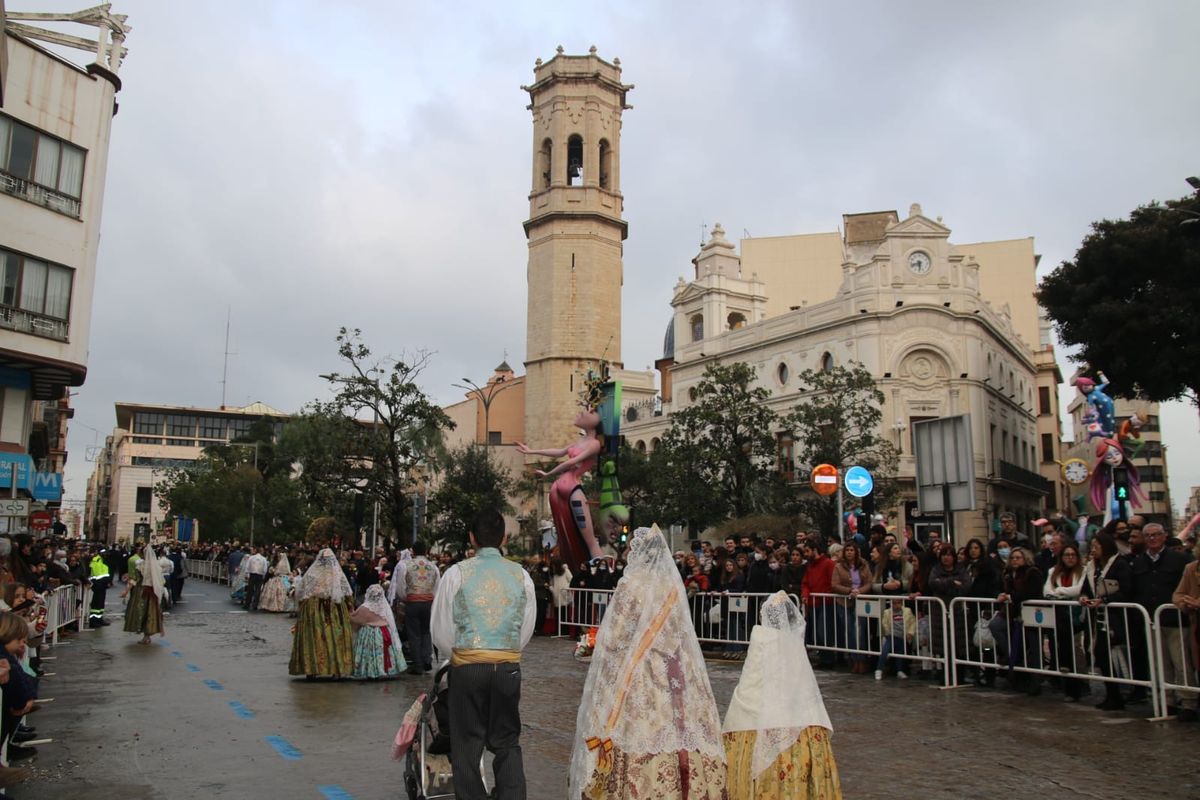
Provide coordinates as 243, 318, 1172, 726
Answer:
89, 401, 289, 543
627, 206, 1052, 541
738, 231, 845, 316
737, 223, 1041, 352
1034, 345, 1067, 512
1, 33, 122, 388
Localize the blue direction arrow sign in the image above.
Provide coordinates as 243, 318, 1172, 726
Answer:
844, 465, 874, 498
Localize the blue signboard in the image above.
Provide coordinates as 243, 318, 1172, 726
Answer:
844, 465, 874, 498
30, 472, 63, 502
0, 453, 34, 490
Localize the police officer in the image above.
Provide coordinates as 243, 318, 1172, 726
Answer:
88, 548, 112, 627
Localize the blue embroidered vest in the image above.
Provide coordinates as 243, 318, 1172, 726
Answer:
452, 549, 526, 651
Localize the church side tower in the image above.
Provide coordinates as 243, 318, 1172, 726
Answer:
522, 47, 632, 449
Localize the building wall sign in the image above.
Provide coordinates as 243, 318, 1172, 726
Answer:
0, 453, 34, 489
30, 472, 63, 502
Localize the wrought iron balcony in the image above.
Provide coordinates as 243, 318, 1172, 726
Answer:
0, 171, 81, 218
0, 306, 69, 341
998, 459, 1053, 494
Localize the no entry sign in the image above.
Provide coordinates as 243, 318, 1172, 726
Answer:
810, 464, 839, 496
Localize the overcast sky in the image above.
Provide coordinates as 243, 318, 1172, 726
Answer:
18, 1, 1199, 513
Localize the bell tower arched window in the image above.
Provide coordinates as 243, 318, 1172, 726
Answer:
599, 138, 612, 189
567, 134, 584, 186
690, 314, 704, 342
537, 138, 552, 190
820, 352, 834, 372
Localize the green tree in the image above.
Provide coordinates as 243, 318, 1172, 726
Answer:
655, 362, 786, 532
1037, 193, 1200, 403
786, 362, 899, 540
157, 419, 310, 544
429, 444, 514, 547
305, 328, 454, 547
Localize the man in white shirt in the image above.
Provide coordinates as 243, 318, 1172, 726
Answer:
390, 541, 441, 674
242, 547, 270, 611
430, 510, 535, 800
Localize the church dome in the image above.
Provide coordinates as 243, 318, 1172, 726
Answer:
662, 318, 675, 360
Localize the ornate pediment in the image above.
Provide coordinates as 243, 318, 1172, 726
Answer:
671, 282, 708, 306
885, 215, 951, 239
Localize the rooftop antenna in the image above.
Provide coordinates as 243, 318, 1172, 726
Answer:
700, 221, 707, 247
220, 307, 237, 409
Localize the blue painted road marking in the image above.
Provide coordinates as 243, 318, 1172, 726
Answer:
318, 786, 355, 800
186, 664, 201, 672
170, 651, 182, 657
203, 679, 224, 691
228, 701, 255, 719
265, 735, 303, 760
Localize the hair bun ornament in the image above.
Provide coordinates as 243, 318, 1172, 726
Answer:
579, 360, 611, 410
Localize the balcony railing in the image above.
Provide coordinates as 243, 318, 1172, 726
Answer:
0, 306, 69, 341
0, 171, 81, 218
998, 459, 1053, 494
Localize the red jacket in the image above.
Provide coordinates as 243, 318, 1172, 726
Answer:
801, 555, 835, 605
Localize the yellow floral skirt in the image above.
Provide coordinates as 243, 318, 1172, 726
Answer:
582, 745, 728, 799
723, 727, 842, 800
123, 585, 163, 636
288, 597, 353, 677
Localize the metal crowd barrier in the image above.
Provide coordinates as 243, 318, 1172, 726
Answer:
805, 592, 951, 685
557, 587, 614, 638
42, 583, 86, 647
1153, 604, 1199, 719
555, 586, 1196, 721
947, 597, 1163, 717
185, 558, 230, 585
556, 588, 801, 648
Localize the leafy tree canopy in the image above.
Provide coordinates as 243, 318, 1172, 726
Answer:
654, 362, 787, 531
303, 328, 454, 547
786, 362, 898, 539
1037, 193, 1200, 403
429, 444, 513, 548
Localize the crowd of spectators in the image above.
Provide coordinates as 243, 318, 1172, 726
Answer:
542, 512, 1199, 721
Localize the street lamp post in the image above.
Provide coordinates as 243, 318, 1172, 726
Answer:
226, 441, 259, 547
453, 376, 516, 446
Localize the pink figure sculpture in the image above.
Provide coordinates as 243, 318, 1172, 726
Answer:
515, 407, 604, 568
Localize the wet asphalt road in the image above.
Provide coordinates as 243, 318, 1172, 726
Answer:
23, 577, 1200, 800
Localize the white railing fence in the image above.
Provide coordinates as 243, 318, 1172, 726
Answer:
1153, 604, 1198, 719
42, 582, 91, 647
556, 585, 1195, 718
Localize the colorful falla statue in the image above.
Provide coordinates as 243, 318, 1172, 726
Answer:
516, 364, 629, 569
1074, 372, 1115, 440
1088, 437, 1146, 515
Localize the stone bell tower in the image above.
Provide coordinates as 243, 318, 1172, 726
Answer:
521, 46, 632, 449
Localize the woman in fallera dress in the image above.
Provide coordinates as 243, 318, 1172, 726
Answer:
288, 548, 354, 679
349, 584, 406, 679
722, 591, 842, 800
258, 551, 292, 613
568, 525, 727, 800
123, 542, 165, 645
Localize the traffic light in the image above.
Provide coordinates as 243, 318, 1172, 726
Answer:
1112, 467, 1130, 521
862, 491, 875, 520
619, 525, 629, 544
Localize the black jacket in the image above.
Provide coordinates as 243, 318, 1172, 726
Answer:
1131, 549, 1190, 626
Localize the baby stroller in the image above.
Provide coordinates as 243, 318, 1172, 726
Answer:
401, 665, 488, 800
